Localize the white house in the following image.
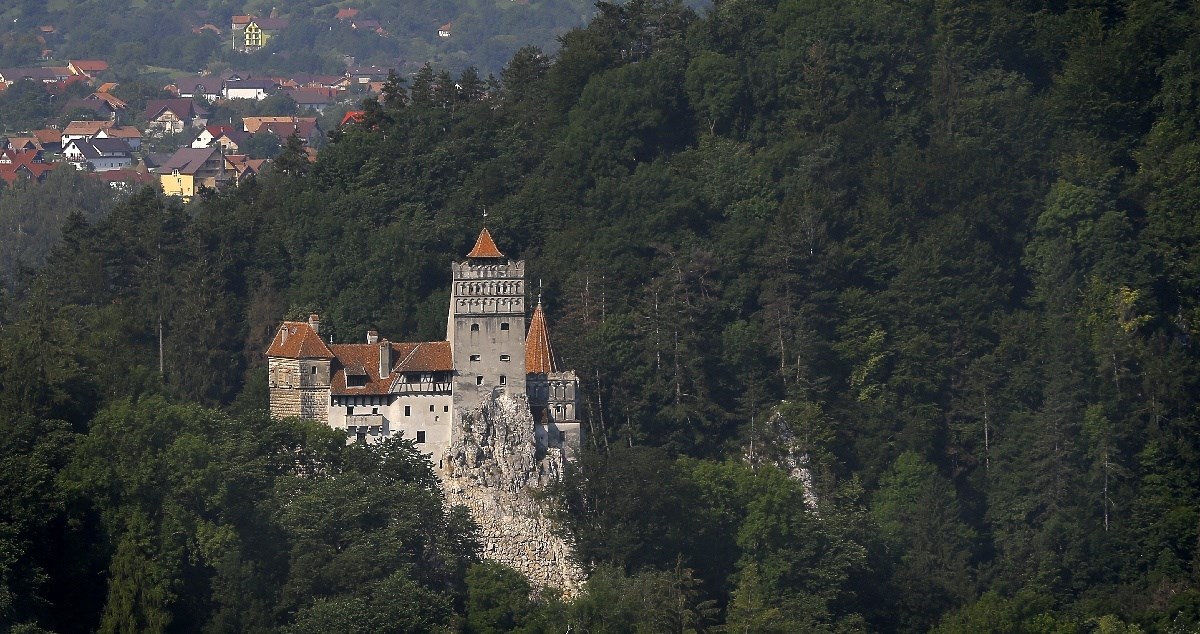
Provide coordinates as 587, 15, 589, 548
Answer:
62, 138, 134, 172
225, 78, 276, 100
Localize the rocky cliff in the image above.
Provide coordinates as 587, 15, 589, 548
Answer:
440, 393, 586, 596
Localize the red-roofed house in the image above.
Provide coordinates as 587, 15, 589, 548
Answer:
0, 148, 56, 185
68, 60, 109, 79
267, 229, 583, 457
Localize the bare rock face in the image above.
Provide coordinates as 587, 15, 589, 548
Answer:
440, 393, 585, 597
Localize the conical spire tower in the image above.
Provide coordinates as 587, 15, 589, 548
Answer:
525, 299, 556, 374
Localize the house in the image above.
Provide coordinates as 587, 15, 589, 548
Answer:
213, 130, 253, 154
351, 18, 384, 34
267, 228, 583, 458
85, 90, 128, 116
67, 60, 108, 80
61, 120, 115, 148
231, 15, 289, 52
32, 129, 62, 153
334, 7, 360, 21
86, 168, 155, 192
65, 97, 119, 121
0, 148, 56, 185
242, 116, 322, 146
5, 137, 42, 152
94, 126, 143, 151
285, 74, 347, 91
340, 111, 366, 127
347, 66, 389, 85
224, 153, 267, 181
191, 126, 252, 154
191, 125, 237, 148
158, 146, 237, 201
284, 87, 336, 112
62, 138, 134, 172
0, 67, 68, 86
176, 77, 226, 102
438, 22, 452, 37
144, 99, 210, 136
225, 78, 277, 100
255, 121, 323, 147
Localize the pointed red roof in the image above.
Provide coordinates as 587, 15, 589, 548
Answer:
466, 228, 504, 258
525, 301, 556, 374
266, 321, 334, 359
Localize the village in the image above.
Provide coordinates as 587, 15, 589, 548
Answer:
0, 11, 419, 197
0, 59, 386, 198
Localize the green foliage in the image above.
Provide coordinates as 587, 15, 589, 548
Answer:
2, 0, 1200, 629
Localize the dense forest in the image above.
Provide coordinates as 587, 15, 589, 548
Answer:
0, 0, 603, 77
1, 0, 1199, 631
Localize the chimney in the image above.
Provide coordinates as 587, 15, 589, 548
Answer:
378, 340, 391, 378
308, 313, 320, 335
280, 324, 289, 343
366, 330, 378, 344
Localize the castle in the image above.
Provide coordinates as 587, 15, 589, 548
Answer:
266, 229, 583, 462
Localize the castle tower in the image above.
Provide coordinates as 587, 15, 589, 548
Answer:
266, 313, 334, 422
448, 228, 527, 416
526, 299, 583, 452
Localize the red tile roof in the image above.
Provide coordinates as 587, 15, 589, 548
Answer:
526, 301, 556, 374
266, 321, 335, 359
466, 227, 504, 258
0, 162, 55, 186
329, 341, 451, 395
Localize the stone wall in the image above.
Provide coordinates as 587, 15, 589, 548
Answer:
440, 393, 586, 597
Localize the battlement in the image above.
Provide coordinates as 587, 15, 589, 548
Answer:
451, 260, 525, 280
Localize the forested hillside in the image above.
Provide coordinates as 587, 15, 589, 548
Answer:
1, 0, 1198, 631
0, 0, 602, 76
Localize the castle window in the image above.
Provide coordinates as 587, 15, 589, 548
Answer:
499, 375, 507, 386
470, 354, 481, 362
404, 405, 411, 416
347, 406, 354, 415
470, 324, 479, 332
372, 407, 378, 414
416, 431, 426, 443
500, 354, 510, 362
429, 404, 434, 412
476, 376, 484, 385
311, 367, 316, 374
356, 431, 366, 443
500, 322, 510, 330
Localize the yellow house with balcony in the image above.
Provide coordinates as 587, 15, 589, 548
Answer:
159, 147, 238, 201
231, 15, 289, 52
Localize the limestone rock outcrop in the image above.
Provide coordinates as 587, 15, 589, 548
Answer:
440, 393, 586, 596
